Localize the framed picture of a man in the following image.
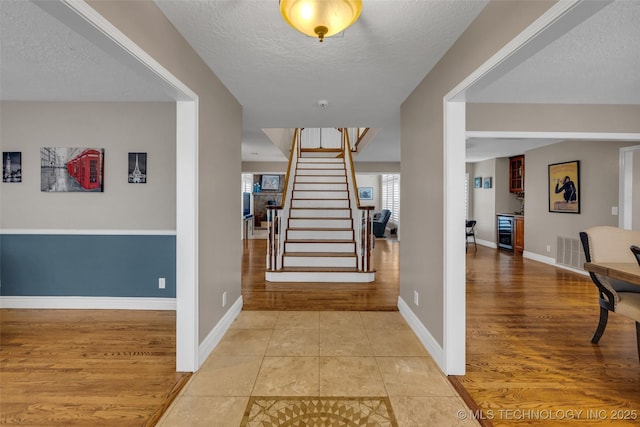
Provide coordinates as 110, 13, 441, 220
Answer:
548, 160, 580, 213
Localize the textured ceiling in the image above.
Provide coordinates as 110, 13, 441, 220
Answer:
1, 1, 638, 163
0, 0, 173, 102
466, 0, 640, 104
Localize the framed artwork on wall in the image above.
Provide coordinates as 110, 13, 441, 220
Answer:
128, 152, 147, 184
483, 177, 492, 189
358, 187, 373, 200
474, 177, 482, 188
261, 174, 280, 191
3, 152, 21, 183
549, 160, 580, 213
40, 147, 104, 192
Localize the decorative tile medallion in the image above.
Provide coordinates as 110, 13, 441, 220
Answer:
241, 396, 398, 426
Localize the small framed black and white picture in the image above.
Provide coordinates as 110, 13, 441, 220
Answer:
128, 152, 147, 184
3, 151, 22, 183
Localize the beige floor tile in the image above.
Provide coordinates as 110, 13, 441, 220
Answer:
319, 327, 372, 356
360, 311, 409, 330
252, 356, 319, 396
213, 329, 272, 356
319, 311, 364, 329
390, 396, 480, 427
185, 356, 262, 396
377, 357, 457, 397
367, 329, 427, 356
230, 310, 279, 329
274, 311, 319, 329
266, 328, 319, 356
158, 396, 248, 427
319, 356, 387, 396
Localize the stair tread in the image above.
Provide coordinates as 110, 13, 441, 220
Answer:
284, 252, 356, 257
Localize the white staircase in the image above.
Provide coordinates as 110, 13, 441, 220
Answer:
265, 130, 375, 283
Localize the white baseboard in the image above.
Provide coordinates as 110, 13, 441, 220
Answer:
523, 251, 589, 276
476, 238, 496, 249
0, 296, 176, 310
397, 297, 445, 373
198, 296, 243, 369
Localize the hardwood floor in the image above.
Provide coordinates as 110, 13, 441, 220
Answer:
4, 239, 639, 426
459, 246, 640, 426
241, 237, 400, 310
0, 309, 189, 426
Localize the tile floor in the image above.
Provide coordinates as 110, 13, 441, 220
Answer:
157, 311, 479, 426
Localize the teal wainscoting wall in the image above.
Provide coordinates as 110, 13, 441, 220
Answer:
0, 234, 176, 297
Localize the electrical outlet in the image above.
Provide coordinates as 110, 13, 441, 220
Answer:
546, 245, 551, 253
159, 277, 166, 289
413, 290, 419, 306
222, 291, 227, 308
611, 206, 619, 215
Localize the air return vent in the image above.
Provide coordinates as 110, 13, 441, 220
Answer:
556, 236, 586, 270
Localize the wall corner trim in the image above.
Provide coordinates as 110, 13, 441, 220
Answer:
197, 296, 243, 369
397, 297, 445, 373
0, 296, 176, 310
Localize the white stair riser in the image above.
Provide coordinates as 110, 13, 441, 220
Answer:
283, 256, 357, 268
289, 219, 352, 228
297, 163, 345, 170
294, 183, 347, 191
296, 169, 345, 176
290, 209, 352, 218
293, 190, 348, 199
298, 158, 343, 163
291, 199, 350, 208
285, 242, 355, 253
295, 175, 346, 183
287, 230, 353, 240
266, 271, 375, 283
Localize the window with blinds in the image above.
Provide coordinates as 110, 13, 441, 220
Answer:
381, 174, 400, 224
242, 173, 253, 193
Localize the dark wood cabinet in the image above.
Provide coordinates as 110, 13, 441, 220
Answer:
514, 216, 524, 254
509, 155, 525, 193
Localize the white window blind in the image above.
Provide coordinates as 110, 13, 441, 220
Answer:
242, 173, 253, 193
381, 174, 400, 224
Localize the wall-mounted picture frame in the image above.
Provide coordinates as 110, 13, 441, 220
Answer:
358, 187, 373, 200
549, 160, 580, 213
41, 147, 104, 192
474, 177, 482, 188
483, 177, 492, 189
261, 174, 280, 191
3, 151, 22, 183
128, 152, 147, 184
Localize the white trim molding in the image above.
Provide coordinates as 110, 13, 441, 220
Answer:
0, 229, 177, 235
0, 296, 176, 310
476, 238, 497, 249
523, 251, 588, 277
198, 296, 243, 369
398, 297, 444, 370
467, 131, 640, 141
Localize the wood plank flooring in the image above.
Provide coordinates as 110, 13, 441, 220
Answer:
241, 237, 400, 310
3, 239, 639, 426
0, 309, 189, 427
459, 246, 640, 426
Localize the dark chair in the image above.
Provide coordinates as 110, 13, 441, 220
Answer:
631, 245, 640, 266
580, 226, 640, 362
372, 210, 391, 238
466, 220, 477, 252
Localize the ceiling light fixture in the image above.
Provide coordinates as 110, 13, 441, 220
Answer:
279, 0, 362, 43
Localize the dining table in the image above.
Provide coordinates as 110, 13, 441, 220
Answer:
584, 262, 640, 285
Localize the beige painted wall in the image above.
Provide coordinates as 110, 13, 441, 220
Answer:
1, 102, 175, 230
525, 140, 637, 258
88, 0, 243, 343
467, 104, 640, 133
634, 150, 640, 231
401, 0, 555, 346
470, 159, 496, 243
356, 174, 380, 209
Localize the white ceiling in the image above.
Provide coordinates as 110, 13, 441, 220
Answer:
1, 0, 639, 164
